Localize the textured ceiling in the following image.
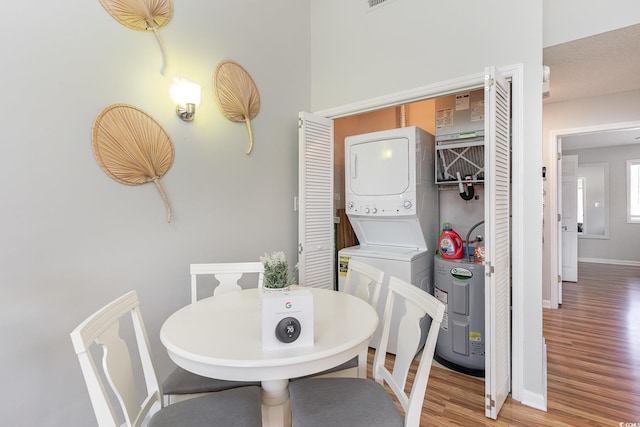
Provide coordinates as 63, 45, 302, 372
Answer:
543, 23, 640, 150
543, 23, 640, 104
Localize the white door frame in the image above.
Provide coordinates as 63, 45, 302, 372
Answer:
548, 120, 640, 309
315, 64, 527, 404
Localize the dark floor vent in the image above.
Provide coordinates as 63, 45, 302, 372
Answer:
368, 0, 396, 9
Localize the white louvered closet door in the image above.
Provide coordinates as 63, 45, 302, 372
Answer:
297, 112, 334, 289
484, 66, 511, 419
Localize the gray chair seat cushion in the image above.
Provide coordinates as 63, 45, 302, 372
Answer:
163, 367, 261, 395
289, 377, 403, 427
290, 356, 359, 381
149, 386, 263, 427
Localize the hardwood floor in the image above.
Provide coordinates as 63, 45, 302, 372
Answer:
372, 262, 640, 426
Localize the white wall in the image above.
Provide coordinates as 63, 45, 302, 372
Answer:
565, 145, 640, 263
311, 1, 542, 112
310, 0, 545, 410
439, 188, 485, 240
543, 0, 640, 46
542, 89, 640, 301
0, 1, 310, 425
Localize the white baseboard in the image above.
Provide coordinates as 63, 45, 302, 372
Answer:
578, 257, 640, 267
542, 299, 552, 309
542, 339, 548, 410
517, 339, 547, 412
520, 389, 547, 412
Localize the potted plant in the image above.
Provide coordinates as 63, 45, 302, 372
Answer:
260, 251, 297, 291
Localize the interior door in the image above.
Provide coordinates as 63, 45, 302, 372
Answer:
297, 112, 335, 289
483, 65, 511, 420
561, 154, 578, 283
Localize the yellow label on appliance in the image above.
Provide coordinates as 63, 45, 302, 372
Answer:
338, 255, 351, 277
469, 331, 482, 342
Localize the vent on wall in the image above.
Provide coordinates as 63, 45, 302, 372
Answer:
367, 0, 397, 11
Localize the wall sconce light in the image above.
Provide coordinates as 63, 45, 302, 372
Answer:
169, 78, 201, 121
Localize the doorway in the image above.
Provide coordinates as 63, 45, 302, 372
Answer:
549, 120, 640, 309
300, 64, 527, 416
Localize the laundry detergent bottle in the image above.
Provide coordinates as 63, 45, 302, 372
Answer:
439, 222, 463, 259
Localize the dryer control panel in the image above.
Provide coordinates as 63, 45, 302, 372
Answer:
346, 196, 416, 217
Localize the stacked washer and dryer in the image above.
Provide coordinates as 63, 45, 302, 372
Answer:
337, 126, 439, 355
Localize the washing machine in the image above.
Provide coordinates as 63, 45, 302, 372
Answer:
338, 245, 432, 355
433, 255, 485, 376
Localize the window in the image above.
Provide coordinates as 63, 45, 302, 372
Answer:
628, 159, 640, 223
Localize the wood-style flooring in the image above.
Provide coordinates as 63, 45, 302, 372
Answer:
372, 262, 640, 426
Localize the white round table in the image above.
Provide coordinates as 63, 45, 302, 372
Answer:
160, 287, 378, 427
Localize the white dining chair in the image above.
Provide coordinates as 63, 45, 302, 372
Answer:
289, 275, 446, 427
293, 258, 384, 380
162, 262, 263, 403
341, 259, 384, 378
190, 261, 265, 303
70, 290, 263, 427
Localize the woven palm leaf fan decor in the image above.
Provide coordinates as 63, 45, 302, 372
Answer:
99, 0, 173, 74
213, 60, 261, 155
92, 104, 175, 223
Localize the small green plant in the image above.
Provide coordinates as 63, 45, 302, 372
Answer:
260, 251, 298, 289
